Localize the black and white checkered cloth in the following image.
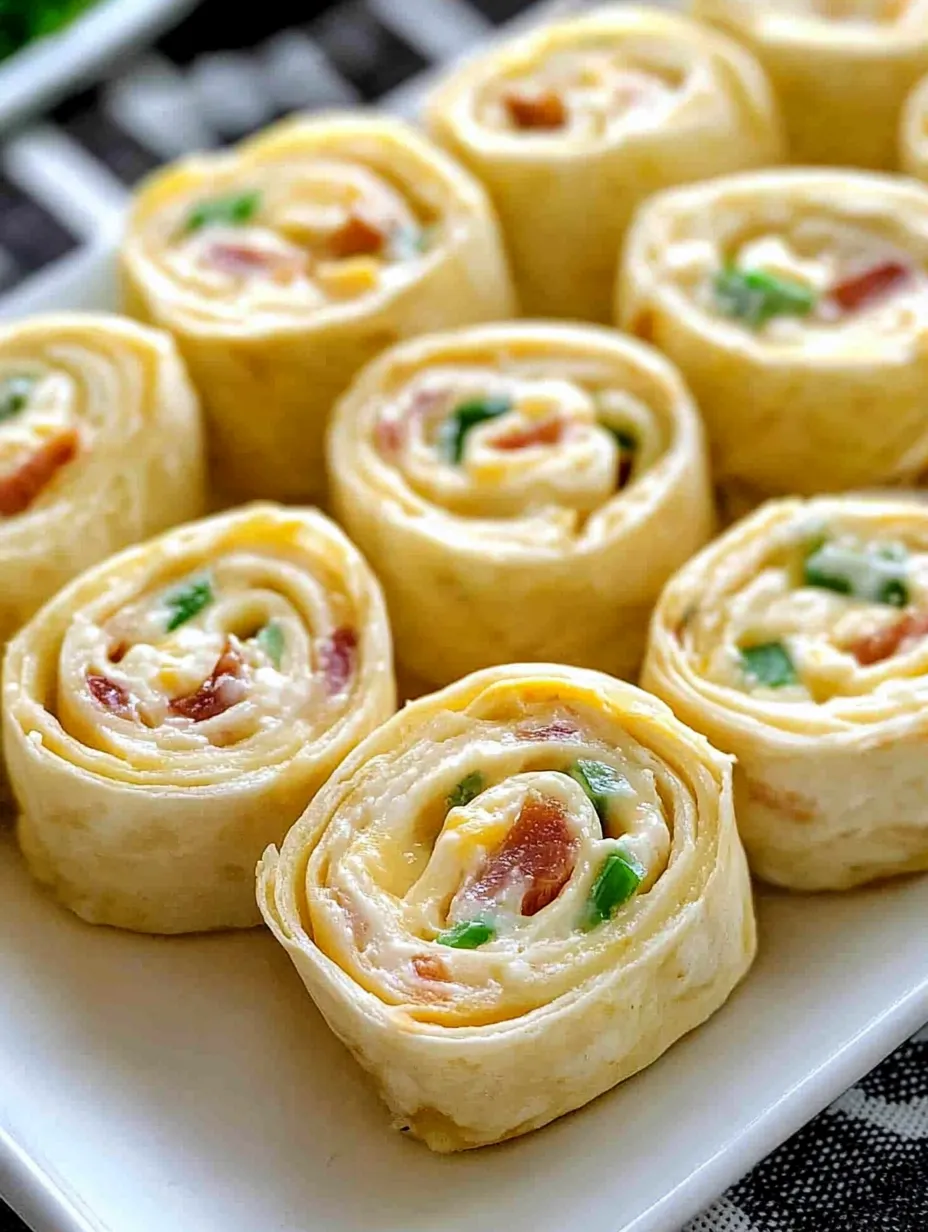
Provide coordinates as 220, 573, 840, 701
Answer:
0, 2, 925, 1228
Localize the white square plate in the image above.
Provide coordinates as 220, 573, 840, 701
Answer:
2, 246, 928, 1232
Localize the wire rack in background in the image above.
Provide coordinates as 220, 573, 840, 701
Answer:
0, 0, 583, 296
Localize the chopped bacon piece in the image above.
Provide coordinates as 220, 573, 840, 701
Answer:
849, 609, 928, 666
464, 793, 578, 918
327, 212, 386, 259
830, 261, 913, 314
320, 626, 357, 695
375, 416, 405, 454
618, 449, 634, 489
492, 418, 564, 451
87, 673, 133, 717
412, 954, 450, 982
503, 89, 567, 131
205, 241, 306, 283
516, 718, 580, 742
169, 642, 247, 722
0, 429, 78, 517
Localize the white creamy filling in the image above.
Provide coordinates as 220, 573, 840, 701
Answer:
379, 367, 664, 524
694, 531, 928, 700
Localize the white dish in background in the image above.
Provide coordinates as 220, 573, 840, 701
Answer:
0, 0, 197, 132
1, 247, 928, 1232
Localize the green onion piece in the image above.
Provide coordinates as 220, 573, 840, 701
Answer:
447, 771, 484, 810
0, 374, 36, 423
436, 919, 495, 949
714, 266, 817, 329
164, 576, 213, 633
438, 396, 512, 464
568, 759, 630, 824
605, 426, 636, 451
184, 191, 261, 234
740, 642, 798, 688
803, 541, 909, 607
582, 852, 644, 931
255, 621, 285, 668
390, 224, 432, 259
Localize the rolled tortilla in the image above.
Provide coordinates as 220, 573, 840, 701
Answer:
693, 0, 928, 170
426, 5, 784, 322
3, 503, 395, 933
618, 169, 928, 499
121, 114, 516, 505
258, 663, 755, 1151
643, 494, 928, 890
0, 312, 205, 651
901, 72, 928, 181
327, 321, 714, 689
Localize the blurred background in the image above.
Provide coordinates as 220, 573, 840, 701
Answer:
0, 0, 585, 300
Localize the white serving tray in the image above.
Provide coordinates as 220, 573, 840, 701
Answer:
0, 0, 197, 132
2, 246, 928, 1232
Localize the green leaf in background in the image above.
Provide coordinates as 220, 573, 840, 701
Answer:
0, 0, 98, 60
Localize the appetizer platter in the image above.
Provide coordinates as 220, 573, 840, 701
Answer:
1, 2, 928, 1231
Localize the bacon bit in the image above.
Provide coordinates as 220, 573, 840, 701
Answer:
205, 241, 307, 283
87, 673, 133, 717
849, 609, 928, 666
830, 261, 913, 314
492, 418, 564, 451
516, 718, 579, 742
503, 89, 567, 131
169, 642, 247, 722
465, 793, 578, 918
412, 954, 451, 982
327, 212, 386, 259
319, 626, 357, 695
0, 429, 78, 518
629, 310, 656, 345
375, 415, 405, 454
618, 449, 634, 489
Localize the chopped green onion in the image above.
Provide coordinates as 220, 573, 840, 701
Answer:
390, 224, 433, 260
714, 265, 817, 329
568, 759, 630, 824
164, 576, 213, 633
255, 621, 284, 668
184, 191, 261, 234
581, 851, 644, 931
436, 919, 495, 948
447, 771, 484, 810
438, 396, 512, 464
740, 641, 798, 688
803, 541, 909, 607
604, 426, 636, 452
0, 374, 36, 423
